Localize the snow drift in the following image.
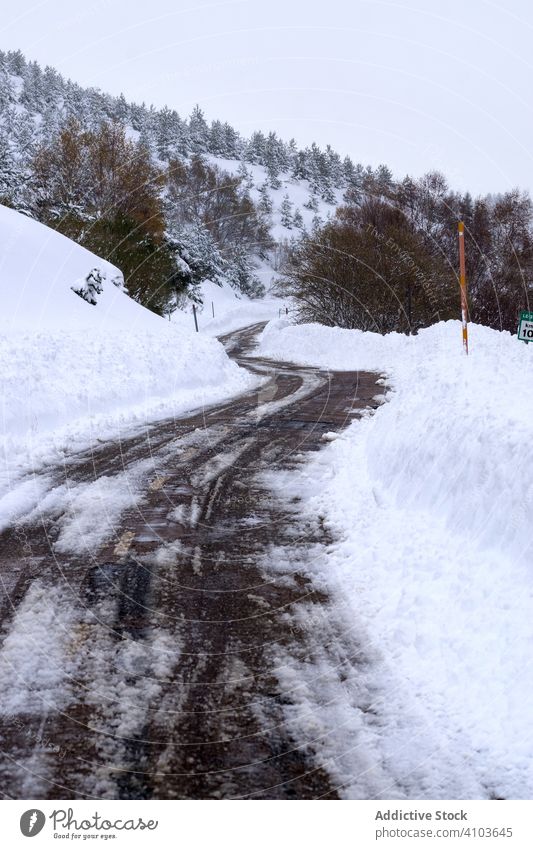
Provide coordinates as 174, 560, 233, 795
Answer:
259, 318, 533, 565
257, 318, 533, 798
0, 204, 255, 462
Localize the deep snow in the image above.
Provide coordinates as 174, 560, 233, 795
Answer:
2, 190, 531, 799
176, 276, 283, 338
0, 204, 258, 527
257, 318, 533, 799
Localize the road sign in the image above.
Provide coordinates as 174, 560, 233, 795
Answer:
517, 310, 533, 343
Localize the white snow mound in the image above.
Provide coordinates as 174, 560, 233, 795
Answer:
0, 204, 254, 460
257, 318, 533, 797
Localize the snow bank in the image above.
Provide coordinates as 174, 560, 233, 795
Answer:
257, 318, 533, 798
259, 318, 533, 564
0, 205, 255, 467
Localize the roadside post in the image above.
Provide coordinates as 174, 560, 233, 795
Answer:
192, 303, 199, 332
458, 221, 469, 354
517, 310, 533, 344
212, 301, 215, 318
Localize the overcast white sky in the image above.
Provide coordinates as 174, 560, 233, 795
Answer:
2, 0, 533, 194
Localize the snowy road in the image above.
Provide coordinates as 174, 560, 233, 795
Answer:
0, 322, 381, 799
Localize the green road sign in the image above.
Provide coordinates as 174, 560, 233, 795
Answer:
517, 311, 533, 343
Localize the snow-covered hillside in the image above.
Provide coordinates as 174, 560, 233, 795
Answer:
0, 49, 361, 305
0, 205, 255, 477
257, 318, 533, 798
207, 155, 341, 244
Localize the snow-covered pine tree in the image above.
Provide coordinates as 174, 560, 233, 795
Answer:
280, 194, 293, 228
293, 208, 304, 229
304, 192, 319, 211
209, 120, 225, 156
374, 163, 394, 197
325, 144, 343, 187
6, 49, 26, 76
321, 182, 336, 205
20, 60, 44, 114
189, 105, 209, 154
129, 101, 148, 132
170, 222, 227, 291
113, 93, 129, 124
291, 149, 309, 181
0, 131, 21, 204
266, 166, 280, 190
287, 138, 298, 172
0, 55, 15, 112
12, 110, 37, 166
258, 181, 273, 215
226, 245, 264, 297
222, 122, 241, 158
342, 155, 356, 187
237, 160, 254, 190
71, 268, 104, 305
245, 130, 266, 164
42, 65, 63, 108
155, 106, 182, 160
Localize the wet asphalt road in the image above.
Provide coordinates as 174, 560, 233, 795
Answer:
0, 322, 381, 799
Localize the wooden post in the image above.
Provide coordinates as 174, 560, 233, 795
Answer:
192, 303, 199, 332
458, 221, 469, 354
212, 301, 215, 318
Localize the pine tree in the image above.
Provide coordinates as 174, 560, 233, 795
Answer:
375, 163, 394, 197
176, 222, 227, 286
42, 65, 63, 107
223, 122, 241, 158
0, 56, 15, 112
293, 208, 304, 229
237, 160, 254, 190
245, 130, 266, 164
6, 49, 26, 76
258, 181, 273, 215
209, 119, 226, 156
280, 194, 293, 228
113, 93, 129, 123
13, 111, 37, 164
321, 183, 336, 204
0, 132, 21, 204
226, 246, 264, 297
71, 268, 105, 305
20, 61, 44, 113
264, 163, 279, 190
155, 106, 182, 160
130, 101, 148, 132
189, 104, 209, 153
304, 192, 319, 212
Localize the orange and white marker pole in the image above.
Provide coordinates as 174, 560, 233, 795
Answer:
458, 221, 469, 355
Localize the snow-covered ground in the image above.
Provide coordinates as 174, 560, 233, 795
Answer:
257, 318, 533, 799
207, 156, 341, 242
175, 277, 283, 338
3, 189, 531, 799
0, 204, 258, 527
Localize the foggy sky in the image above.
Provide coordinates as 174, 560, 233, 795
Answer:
2, 0, 533, 195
